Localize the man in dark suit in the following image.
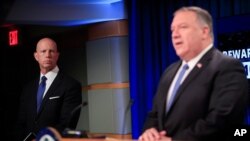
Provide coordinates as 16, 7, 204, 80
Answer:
16, 37, 82, 140
139, 6, 248, 141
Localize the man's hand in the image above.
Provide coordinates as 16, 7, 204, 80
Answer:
138, 128, 171, 141
158, 135, 172, 141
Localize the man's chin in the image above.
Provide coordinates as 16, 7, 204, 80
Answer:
176, 52, 184, 58
43, 66, 54, 71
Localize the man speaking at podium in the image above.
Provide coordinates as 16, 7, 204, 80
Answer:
139, 6, 248, 141
15, 37, 82, 140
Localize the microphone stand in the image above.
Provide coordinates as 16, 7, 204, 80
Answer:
62, 102, 88, 138
121, 99, 134, 139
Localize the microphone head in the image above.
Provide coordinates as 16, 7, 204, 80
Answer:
82, 102, 88, 106
61, 128, 88, 138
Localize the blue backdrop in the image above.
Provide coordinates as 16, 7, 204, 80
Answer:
126, 0, 250, 139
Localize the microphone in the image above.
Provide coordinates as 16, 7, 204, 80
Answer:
103, 99, 134, 140
121, 99, 134, 139
62, 101, 88, 138
23, 132, 36, 141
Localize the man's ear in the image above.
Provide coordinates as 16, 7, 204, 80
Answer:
202, 26, 210, 39
34, 52, 38, 61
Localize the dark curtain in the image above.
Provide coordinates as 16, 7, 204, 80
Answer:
127, 0, 176, 138
126, 0, 250, 139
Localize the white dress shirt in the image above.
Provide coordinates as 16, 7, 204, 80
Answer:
39, 66, 59, 98
166, 44, 213, 105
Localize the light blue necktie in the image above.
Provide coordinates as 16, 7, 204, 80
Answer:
37, 76, 47, 112
166, 64, 189, 112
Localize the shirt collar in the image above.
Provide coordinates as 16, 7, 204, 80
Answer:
182, 43, 213, 69
40, 66, 59, 79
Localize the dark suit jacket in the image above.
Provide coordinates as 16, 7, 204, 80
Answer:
143, 48, 248, 141
16, 71, 82, 140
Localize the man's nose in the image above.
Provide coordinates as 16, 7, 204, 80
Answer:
45, 51, 51, 57
172, 29, 180, 39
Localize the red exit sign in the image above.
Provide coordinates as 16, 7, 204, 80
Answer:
9, 30, 19, 46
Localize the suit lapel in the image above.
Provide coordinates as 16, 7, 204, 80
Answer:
164, 62, 182, 94
158, 61, 182, 118
36, 72, 63, 116
167, 48, 215, 113
32, 78, 40, 117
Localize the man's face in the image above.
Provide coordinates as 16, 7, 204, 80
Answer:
171, 11, 207, 61
34, 39, 59, 72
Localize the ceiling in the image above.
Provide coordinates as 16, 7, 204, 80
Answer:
0, 0, 126, 27
0, 0, 16, 26
31, 0, 122, 4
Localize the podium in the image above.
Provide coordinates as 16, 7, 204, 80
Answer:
36, 127, 133, 141
61, 138, 136, 141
